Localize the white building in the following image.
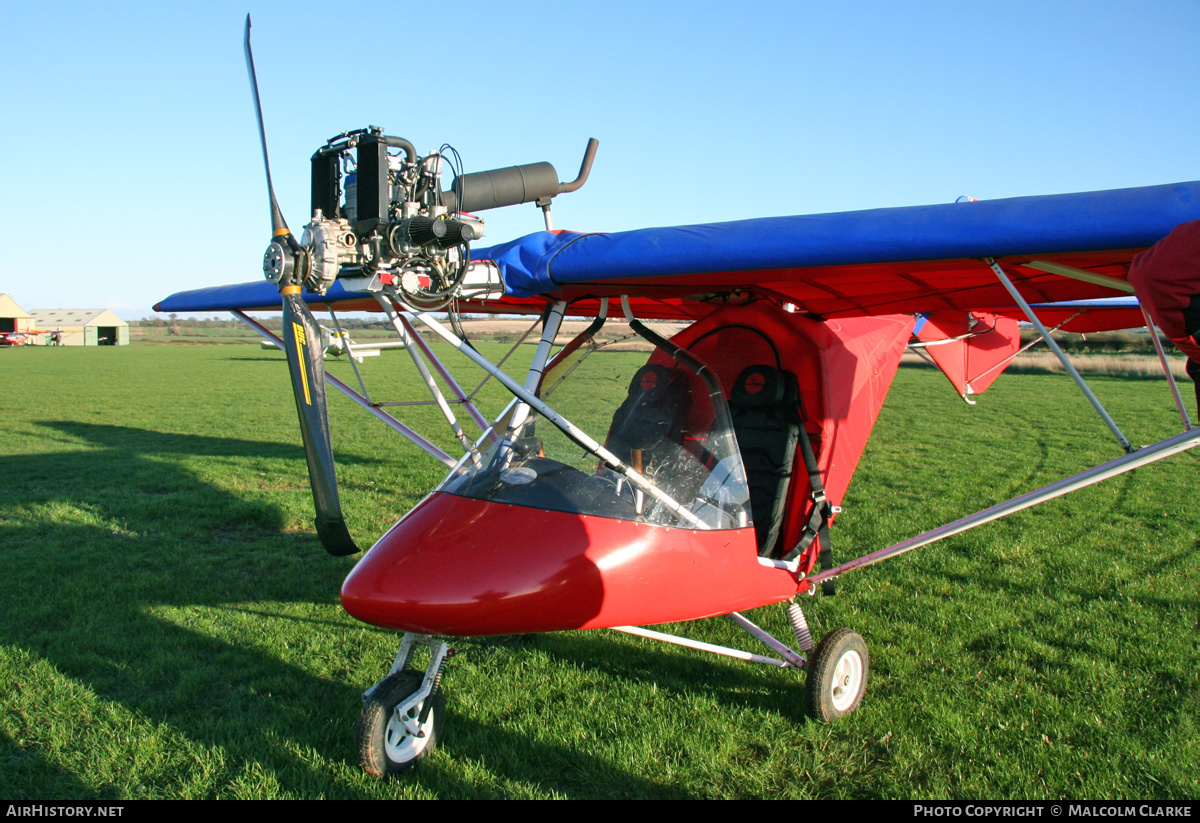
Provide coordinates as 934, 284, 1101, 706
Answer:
29, 308, 129, 346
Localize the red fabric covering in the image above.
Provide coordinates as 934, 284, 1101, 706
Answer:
915, 312, 1021, 398
1128, 220, 1200, 361
992, 305, 1147, 334
1167, 335, 1200, 362
659, 301, 913, 569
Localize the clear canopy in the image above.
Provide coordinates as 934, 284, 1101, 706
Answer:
439, 328, 752, 530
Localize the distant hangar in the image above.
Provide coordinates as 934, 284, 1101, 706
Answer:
0, 294, 34, 339
0, 295, 129, 346
31, 308, 128, 346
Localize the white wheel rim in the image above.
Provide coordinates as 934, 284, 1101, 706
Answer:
829, 649, 864, 712
384, 699, 434, 764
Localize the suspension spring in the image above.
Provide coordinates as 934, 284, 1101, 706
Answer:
786, 602, 815, 652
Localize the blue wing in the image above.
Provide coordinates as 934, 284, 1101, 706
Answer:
158, 180, 1200, 319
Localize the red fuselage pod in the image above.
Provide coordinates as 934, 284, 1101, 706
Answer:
340, 492, 801, 636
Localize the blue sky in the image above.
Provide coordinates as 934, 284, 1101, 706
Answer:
2, 0, 1197, 317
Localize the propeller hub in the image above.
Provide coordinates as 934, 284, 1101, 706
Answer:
264, 241, 294, 285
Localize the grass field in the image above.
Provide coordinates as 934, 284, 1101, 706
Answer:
0, 344, 1196, 799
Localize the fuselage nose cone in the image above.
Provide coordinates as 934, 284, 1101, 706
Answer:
341, 492, 789, 636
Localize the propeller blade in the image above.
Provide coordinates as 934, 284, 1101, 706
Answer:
243, 14, 288, 236
244, 18, 355, 555
282, 288, 359, 556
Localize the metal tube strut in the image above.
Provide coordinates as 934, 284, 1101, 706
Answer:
965, 310, 1083, 387
466, 316, 542, 402
609, 625, 796, 668
986, 258, 1133, 452
806, 426, 1200, 588
408, 309, 709, 528
374, 294, 480, 463
504, 301, 567, 445
231, 311, 455, 467
726, 611, 807, 668
1024, 260, 1137, 294
326, 305, 370, 402
1139, 303, 1194, 431
396, 313, 491, 436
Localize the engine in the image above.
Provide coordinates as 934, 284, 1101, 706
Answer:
266, 127, 596, 310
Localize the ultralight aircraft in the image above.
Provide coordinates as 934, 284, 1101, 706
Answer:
0, 331, 33, 346
259, 325, 408, 363
156, 18, 1200, 776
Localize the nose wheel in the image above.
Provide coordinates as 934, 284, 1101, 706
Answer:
805, 628, 869, 722
357, 670, 445, 776
357, 634, 450, 777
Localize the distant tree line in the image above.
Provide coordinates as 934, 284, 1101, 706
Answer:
134, 316, 393, 330
129, 317, 1170, 355
1018, 329, 1170, 355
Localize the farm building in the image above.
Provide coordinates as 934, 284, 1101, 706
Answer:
0, 294, 36, 338
29, 308, 129, 346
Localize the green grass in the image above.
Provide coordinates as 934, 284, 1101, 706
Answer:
0, 345, 1196, 799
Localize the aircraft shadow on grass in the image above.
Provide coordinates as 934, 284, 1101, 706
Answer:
0, 421, 706, 798
1, 729, 111, 801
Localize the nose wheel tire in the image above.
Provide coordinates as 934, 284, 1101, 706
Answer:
356, 671, 444, 776
805, 628, 868, 722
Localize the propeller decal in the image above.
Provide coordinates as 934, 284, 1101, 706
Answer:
291, 321, 312, 406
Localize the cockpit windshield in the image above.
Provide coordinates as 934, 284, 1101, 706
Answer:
439, 326, 752, 530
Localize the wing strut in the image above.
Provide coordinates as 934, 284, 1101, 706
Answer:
373, 294, 483, 464
1025, 260, 1137, 294
803, 425, 1200, 590
231, 311, 456, 467
985, 258, 1133, 453
1139, 302, 1195, 431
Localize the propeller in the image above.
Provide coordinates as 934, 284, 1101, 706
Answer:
244, 15, 358, 556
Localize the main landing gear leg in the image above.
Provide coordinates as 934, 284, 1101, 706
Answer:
617, 602, 870, 722
356, 633, 451, 777
787, 601, 869, 723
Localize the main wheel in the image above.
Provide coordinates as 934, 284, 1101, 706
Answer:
805, 628, 868, 722
356, 671, 444, 777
